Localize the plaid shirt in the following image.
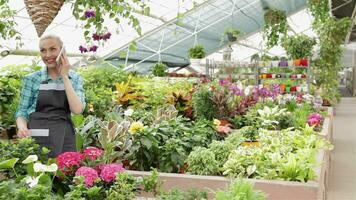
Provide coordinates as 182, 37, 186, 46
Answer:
15, 68, 86, 120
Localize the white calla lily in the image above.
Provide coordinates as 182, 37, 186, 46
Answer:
24, 176, 40, 188
34, 163, 58, 173
22, 155, 38, 164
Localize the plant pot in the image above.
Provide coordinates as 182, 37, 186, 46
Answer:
271, 74, 276, 78
226, 32, 237, 42
291, 74, 297, 79
288, 60, 294, 66
281, 73, 286, 78
300, 58, 308, 66
267, 73, 272, 78
271, 61, 279, 67
296, 85, 302, 92
280, 84, 286, 93
241, 141, 260, 147
279, 60, 288, 67
276, 74, 282, 78
262, 74, 267, 79
301, 74, 306, 78
294, 59, 301, 66
291, 86, 297, 92
297, 74, 302, 79
218, 119, 231, 126
286, 85, 291, 93
322, 99, 332, 106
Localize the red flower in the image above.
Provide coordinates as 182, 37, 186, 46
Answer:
100, 164, 125, 183
57, 152, 83, 174
75, 166, 99, 187
83, 147, 103, 161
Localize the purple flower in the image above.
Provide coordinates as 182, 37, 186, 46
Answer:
219, 79, 228, 86
307, 113, 322, 127
84, 10, 95, 18
89, 45, 98, 52
258, 87, 271, 99
102, 32, 112, 41
229, 85, 243, 96
92, 33, 101, 41
79, 45, 88, 53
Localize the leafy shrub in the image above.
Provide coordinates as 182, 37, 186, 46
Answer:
192, 85, 217, 120
188, 45, 205, 59
209, 140, 234, 166
214, 179, 266, 200
152, 63, 168, 77
186, 147, 219, 175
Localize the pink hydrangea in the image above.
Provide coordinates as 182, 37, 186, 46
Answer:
307, 113, 322, 127
75, 166, 99, 187
57, 152, 83, 173
83, 147, 103, 161
100, 164, 125, 183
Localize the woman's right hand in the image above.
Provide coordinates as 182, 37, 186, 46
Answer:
17, 126, 30, 138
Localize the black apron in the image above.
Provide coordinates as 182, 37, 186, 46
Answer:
28, 80, 76, 158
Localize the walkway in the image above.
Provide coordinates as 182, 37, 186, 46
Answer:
327, 98, 356, 200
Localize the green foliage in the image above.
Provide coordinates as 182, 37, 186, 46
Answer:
208, 140, 234, 166
158, 188, 208, 200
0, 0, 21, 41
239, 126, 259, 142
0, 138, 44, 179
106, 172, 138, 200
307, 0, 330, 26
0, 180, 61, 200
291, 103, 314, 129
263, 9, 287, 49
188, 45, 206, 59
192, 85, 217, 120
281, 34, 317, 59
186, 147, 219, 175
71, 0, 149, 44
222, 128, 332, 181
152, 63, 168, 77
64, 177, 105, 200
78, 64, 128, 118
214, 179, 266, 200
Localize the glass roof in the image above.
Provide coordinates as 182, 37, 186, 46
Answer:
0, 0, 318, 73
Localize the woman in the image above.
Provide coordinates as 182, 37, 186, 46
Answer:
15, 34, 85, 157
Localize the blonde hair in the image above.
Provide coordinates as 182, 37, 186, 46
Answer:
39, 34, 63, 47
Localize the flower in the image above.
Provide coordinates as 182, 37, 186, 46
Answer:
89, 103, 94, 112
22, 155, 38, 164
307, 113, 322, 127
24, 176, 40, 188
100, 164, 125, 183
34, 163, 58, 173
129, 121, 144, 134
217, 126, 231, 134
84, 10, 95, 18
83, 147, 103, 161
92, 33, 101, 41
75, 167, 99, 187
57, 152, 83, 173
79, 45, 88, 53
89, 45, 98, 52
124, 108, 134, 116
213, 119, 221, 126
102, 32, 112, 41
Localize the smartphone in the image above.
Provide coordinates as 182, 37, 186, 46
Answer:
56, 46, 66, 66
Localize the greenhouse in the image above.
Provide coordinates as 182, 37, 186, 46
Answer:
0, 0, 356, 199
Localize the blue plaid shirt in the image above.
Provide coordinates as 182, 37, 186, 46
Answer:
15, 68, 86, 120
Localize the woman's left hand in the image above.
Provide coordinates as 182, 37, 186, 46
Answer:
59, 53, 70, 78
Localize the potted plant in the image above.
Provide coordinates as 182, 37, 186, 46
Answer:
263, 9, 288, 49
151, 62, 168, 77
221, 28, 241, 44
188, 44, 206, 71
240, 126, 260, 147
281, 34, 316, 60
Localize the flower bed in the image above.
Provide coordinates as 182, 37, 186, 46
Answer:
130, 108, 333, 200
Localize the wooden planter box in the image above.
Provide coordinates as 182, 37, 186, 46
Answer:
130, 108, 334, 200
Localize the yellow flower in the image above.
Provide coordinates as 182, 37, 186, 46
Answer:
89, 104, 94, 112
213, 119, 221, 126
129, 122, 144, 134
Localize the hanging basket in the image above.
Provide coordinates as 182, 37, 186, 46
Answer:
24, 0, 65, 37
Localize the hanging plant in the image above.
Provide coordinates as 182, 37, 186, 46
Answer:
307, 0, 330, 26
0, 0, 21, 42
281, 34, 317, 59
188, 45, 206, 59
263, 9, 287, 49
220, 28, 241, 44
72, 0, 150, 52
151, 63, 168, 77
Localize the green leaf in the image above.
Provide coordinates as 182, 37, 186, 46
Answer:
38, 173, 52, 188
0, 158, 19, 169
76, 133, 84, 152
140, 137, 152, 149
26, 162, 35, 176
72, 114, 85, 128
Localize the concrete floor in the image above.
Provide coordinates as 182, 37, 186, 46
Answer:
327, 98, 356, 200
